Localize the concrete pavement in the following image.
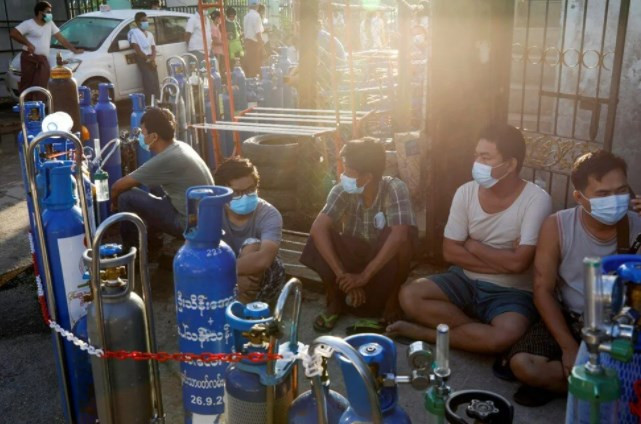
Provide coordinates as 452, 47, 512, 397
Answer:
0, 112, 566, 422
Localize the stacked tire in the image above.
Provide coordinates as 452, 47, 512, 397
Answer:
242, 135, 300, 213
242, 135, 329, 230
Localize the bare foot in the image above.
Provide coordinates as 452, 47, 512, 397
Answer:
385, 320, 436, 342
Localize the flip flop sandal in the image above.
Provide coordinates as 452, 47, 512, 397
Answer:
513, 385, 556, 407
345, 318, 386, 336
313, 313, 340, 333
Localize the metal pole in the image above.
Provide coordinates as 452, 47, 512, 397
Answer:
26, 129, 91, 424
344, 0, 357, 137
603, 0, 630, 152
266, 278, 303, 423
308, 336, 383, 424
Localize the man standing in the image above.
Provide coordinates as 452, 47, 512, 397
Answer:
242, 0, 264, 77
184, 10, 212, 64
388, 124, 552, 354
10, 1, 82, 100
111, 108, 213, 253
300, 137, 417, 332
214, 157, 286, 305
128, 12, 159, 104
507, 151, 641, 406
225, 7, 244, 63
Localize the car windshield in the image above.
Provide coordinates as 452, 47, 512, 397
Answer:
51, 17, 122, 51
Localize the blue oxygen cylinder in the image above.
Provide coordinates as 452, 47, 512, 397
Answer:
232, 65, 248, 110
338, 334, 411, 423
224, 301, 297, 424
260, 66, 273, 107
278, 47, 296, 108
15, 101, 49, 299
600, 258, 641, 424
288, 378, 349, 424
246, 78, 259, 107
78, 86, 99, 151
273, 66, 284, 109
95, 83, 121, 188
221, 90, 234, 157
41, 161, 95, 423
173, 186, 236, 422
130, 93, 148, 167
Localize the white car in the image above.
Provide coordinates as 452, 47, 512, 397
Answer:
6, 9, 192, 101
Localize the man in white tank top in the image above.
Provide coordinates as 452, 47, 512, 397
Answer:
508, 150, 641, 406
388, 125, 552, 353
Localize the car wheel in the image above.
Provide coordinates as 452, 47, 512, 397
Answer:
81, 77, 111, 103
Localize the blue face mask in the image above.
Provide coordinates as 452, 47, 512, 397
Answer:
43, 13, 53, 23
140, 21, 150, 30
582, 193, 630, 225
340, 173, 364, 194
229, 192, 259, 215
138, 133, 155, 152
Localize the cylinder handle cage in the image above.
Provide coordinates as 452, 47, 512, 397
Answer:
226, 278, 304, 424
85, 212, 165, 424
307, 335, 384, 424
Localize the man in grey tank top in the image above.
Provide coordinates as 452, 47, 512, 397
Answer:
507, 150, 641, 407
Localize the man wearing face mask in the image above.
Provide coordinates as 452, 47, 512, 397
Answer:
128, 12, 160, 105
388, 124, 552, 354
300, 137, 417, 332
11, 1, 82, 101
506, 150, 641, 407
111, 107, 213, 254
213, 157, 285, 305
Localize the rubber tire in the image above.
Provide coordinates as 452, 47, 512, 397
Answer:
242, 135, 301, 166
255, 163, 296, 189
81, 77, 111, 103
259, 188, 297, 212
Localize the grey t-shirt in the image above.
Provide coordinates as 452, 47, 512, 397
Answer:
129, 141, 214, 223
221, 198, 283, 255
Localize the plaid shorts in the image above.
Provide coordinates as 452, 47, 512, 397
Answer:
508, 311, 582, 360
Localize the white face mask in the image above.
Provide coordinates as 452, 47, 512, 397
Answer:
472, 161, 507, 189
340, 173, 364, 194
581, 192, 630, 225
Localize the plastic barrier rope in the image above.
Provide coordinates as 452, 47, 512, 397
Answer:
28, 231, 281, 364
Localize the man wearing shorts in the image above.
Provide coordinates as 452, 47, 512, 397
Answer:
507, 150, 641, 406
387, 124, 552, 354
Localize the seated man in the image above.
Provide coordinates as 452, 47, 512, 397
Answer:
214, 157, 285, 305
507, 150, 641, 406
388, 124, 552, 353
111, 107, 214, 251
300, 137, 417, 332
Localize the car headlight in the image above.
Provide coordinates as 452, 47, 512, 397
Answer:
67, 59, 82, 72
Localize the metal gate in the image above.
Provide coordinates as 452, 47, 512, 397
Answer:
509, 0, 630, 210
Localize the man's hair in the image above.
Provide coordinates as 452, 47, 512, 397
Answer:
214, 156, 260, 187
478, 124, 526, 172
226, 7, 236, 17
340, 137, 386, 180
34, 1, 51, 16
571, 150, 628, 192
135, 11, 147, 24
140, 107, 175, 141
211, 10, 221, 19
